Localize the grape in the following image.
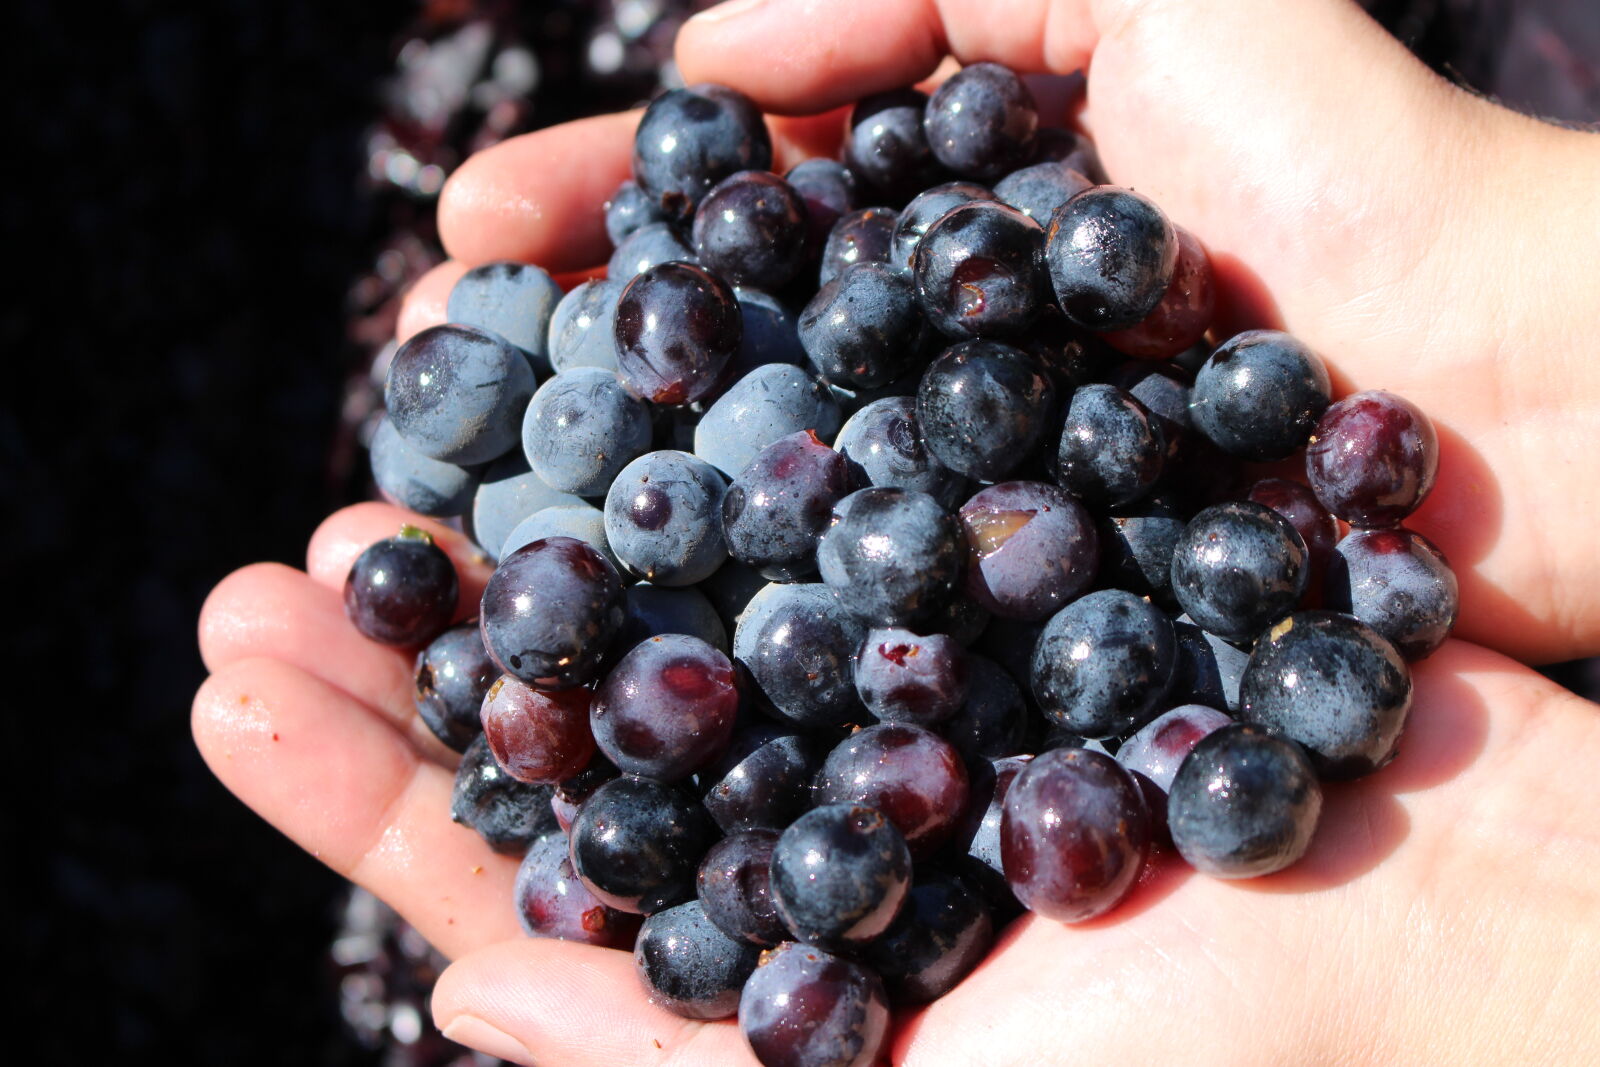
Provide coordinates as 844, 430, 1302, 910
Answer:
854, 627, 970, 727
1055, 383, 1166, 506
1045, 187, 1177, 331
739, 942, 890, 1067
603, 179, 666, 246
1306, 389, 1439, 527
343, 527, 458, 648
1099, 227, 1216, 360
916, 340, 1056, 482
1116, 704, 1233, 793
864, 870, 994, 1005
614, 262, 742, 405
785, 158, 859, 254
634, 900, 761, 1020
1170, 501, 1310, 643
632, 84, 772, 222
368, 417, 480, 519
819, 206, 899, 287
846, 87, 943, 202
603, 450, 729, 586
384, 324, 534, 465
812, 723, 969, 858
913, 200, 1048, 340
1031, 589, 1177, 738
817, 487, 965, 627
890, 181, 997, 270
692, 171, 811, 291
833, 396, 970, 508
469, 451, 585, 564
479, 535, 626, 689
942, 655, 1030, 766
696, 363, 841, 480
450, 735, 558, 854
413, 622, 496, 753
500, 503, 622, 575
513, 832, 639, 948
1190, 330, 1331, 461
1325, 527, 1459, 660
769, 804, 911, 950
799, 261, 931, 389
480, 674, 596, 784
568, 775, 719, 915
733, 583, 867, 730
446, 260, 563, 376
521, 367, 652, 496
607, 220, 698, 282
722, 430, 854, 581
959, 480, 1099, 620
695, 830, 788, 947
924, 62, 1038, 180
590, 634, 740, 782
994, 160, 1095, 224
700, 723, 828, 835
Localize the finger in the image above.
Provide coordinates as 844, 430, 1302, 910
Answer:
433, 938, 755, 1067
678, 0, 1097, 114
193, 657, 523, 958
398, 259, 469, 344
305, 501, 493, 618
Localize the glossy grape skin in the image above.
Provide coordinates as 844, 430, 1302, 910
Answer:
916, 340, 1057, 482
603, 450, 729, 586
785, 159, 859, 252
1031, 127, 1108, 182
479, 536, 626, 689
607, 221, 698, 282
864, 870, 994, 1005
1056, 383, 1166, 507
614, 262, 742, 406
692, 171, 810, 291
942, 655, 1029, 767
739, 942, 890, 1067
1096, 492, 1188, 609
590, 634, 739, 782
1325, 528, 1458, 660
384, 324, 535, 465
812, 723, 970, 858
612, 583, 729, 662
950, 754, 1033, 908
770, 804, 912, 949
1171, 501, 1310, 644
1168, 723, 1322, 878
521, 367, 652, 496
1117, 704, 1233, 793
722, 430, 853, 581
548, 279, 625, 375
468, 452, 584, 564
696, 830, 788, 946
634, 899, 762, 1020
890, 181, 997, 270
480, 674, 596, 784
700, 723, 828, 834
854, 627, 970, 727
1031, 589, 1178, 738
819, 206, 898, 287
501, 504, 622, 575
1000, 746, 1151, 922
446, 260, 564, 375
604, 179, 666, 247
1169, 614, 1248, 713
845, 88, 943, 203
1247, 477, 1340, 583
1306, 390, 1439, 527
733, 583, 867, 730
994, 161, 1095, 224
369, 417, 480, 519
1241, 611, 1413, 778
1110, 360, 1192, 459
1190, 330, 1332, 461
514, 831, 640, 948
413, 623, 497, 752
924, 62, 1038, 180
817, 487, 965, 628
1046, 187, 1177, 331
912, 200, 1048, 340
344, 529, 458, 648
696, 365, 843, 480
833, 396, 968, 508
568, 775, 720, 915
632, 83, 773, 222
799, 261, 930, 390
450, 734, 559, 853
959, 481, 1098, 621
1099, 227, 1216, 360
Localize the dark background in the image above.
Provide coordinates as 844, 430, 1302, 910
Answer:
8, 1, 1595, 1063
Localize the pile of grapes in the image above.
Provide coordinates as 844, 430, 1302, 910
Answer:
346, 63, 1459, 1067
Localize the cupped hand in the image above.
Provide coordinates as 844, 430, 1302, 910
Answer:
197, 0, 1600, 1063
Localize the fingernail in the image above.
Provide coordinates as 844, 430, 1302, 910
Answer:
441, 1015, 532, 1065
689, 0, 769, 25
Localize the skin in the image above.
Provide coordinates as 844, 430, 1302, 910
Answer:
193, 0, 1600, 1063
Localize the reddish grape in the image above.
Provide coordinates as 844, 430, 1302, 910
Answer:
513, 832, 640, 948
812, 723, 970, 858
1306, 390, 1439, 527
590, 634, 740, 782
1099, 226, 1215, 360
479, 675, 596, 785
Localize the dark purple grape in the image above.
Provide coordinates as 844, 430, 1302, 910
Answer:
604, 450, 730, 586
959, 481, 1098, 621
916, 340, 1057, 482
1045, 187, 1177, 331
722, 430, 854, 581
924, 62, 1038, 180
692, 171, 810, 291
1168, 723, 1322, 878
696, 830, 788, 947
634, 899, 761, 1019
604, 178, 668, 247
817, 487, 965, 628
481, 674, 596, 784
1097, 492, 1188, 609
725, 287, 810, 382
739, 942, 890, 1067
812, 723, 969, 858
846, 88, 944, 203
1031, 127, 1108, 182
833, 396, 969, 508
1306, 390, 1439, 527
413, 622, 496, 752
502, 504, 621, 576
447, 261, 563, 376
480, 536, 626, 689
1099, 226, 1216, 361
854, 627, 970, 726
1109, 359, 1192, 459
942, 655, 1030, 766
890, 181, 998, 271
1325, 528, 1458, 660
918, 590, 993, 647
799, 261, 930, 389
568, 775, 719, 915
514, 832, 640, 948
1000, 746, 1151, 921
863, 870, 994, 1005
785, 158, 859, 254
1190, 330, 1331, 461
700, 723, 828, 835
770, 804, 912, 949
819, 206, 899, 287
450, 735, 558, 854
611, 583, 729, 666
733, 583, 867, 730
632, 84, 773, 222
1055, 383, 1166, 506
1247, 477, 1340, 585
913, 200, 1048, 340
614, 261, 742, 406
385, 324, 535, 465
1240, 611, 1413, 778
1116, 704, 1232, 793
590, 634, 740, 782
1031, 589, 1177, 738
344, 527, 458, 647
1171, 501, 1310, 643
994, 160, 1095, 224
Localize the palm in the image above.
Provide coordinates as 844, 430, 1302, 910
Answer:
197, 0, 1600, 1061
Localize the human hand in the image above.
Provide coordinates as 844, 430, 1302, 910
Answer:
197, 0, 1600, 1062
